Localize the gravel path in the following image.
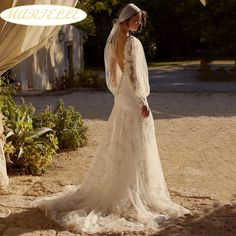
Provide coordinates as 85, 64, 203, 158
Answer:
0, 91, 235, 235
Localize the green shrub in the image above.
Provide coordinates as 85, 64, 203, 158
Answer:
18, 132, 58, 175
70, 69, 106, 88
33, 99, 88, 150
0, 78, 59, 175
1, 76, 88, 174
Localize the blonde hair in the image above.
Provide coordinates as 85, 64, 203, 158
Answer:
117, 4, 147, 31
106, 3, 147, 60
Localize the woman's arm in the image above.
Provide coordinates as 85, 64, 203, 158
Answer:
104, 44, 118, 95
129, 37, 150, 117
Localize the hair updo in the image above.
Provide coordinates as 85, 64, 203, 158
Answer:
117, 3, 147, 31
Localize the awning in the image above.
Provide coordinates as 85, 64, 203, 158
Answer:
0, 0, 78, 189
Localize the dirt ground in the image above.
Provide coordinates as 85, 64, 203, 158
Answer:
0, 91, 236, 236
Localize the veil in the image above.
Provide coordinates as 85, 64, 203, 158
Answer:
106, 3, 141, 53
104, 4, 141, 95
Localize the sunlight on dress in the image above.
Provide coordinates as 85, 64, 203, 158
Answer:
33, 36, 191, 234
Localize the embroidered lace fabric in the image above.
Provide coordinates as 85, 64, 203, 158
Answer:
33, 36, 191, 234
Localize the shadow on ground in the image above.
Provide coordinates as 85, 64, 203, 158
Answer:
154, 202, 236, 236
0, 208, 61, 235
1, 203, 235, 236
14, 91, 236, 120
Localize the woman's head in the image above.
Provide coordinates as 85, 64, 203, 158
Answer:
117, 3, 147, 32
106, 3, 147, 56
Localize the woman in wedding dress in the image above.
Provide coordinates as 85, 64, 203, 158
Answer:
34, 3, 191, 234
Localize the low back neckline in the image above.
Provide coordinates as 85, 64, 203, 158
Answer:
117, 36, 131, 73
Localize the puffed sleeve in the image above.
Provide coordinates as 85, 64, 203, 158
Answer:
104, 43, 120, 96
129, 37, 150, 108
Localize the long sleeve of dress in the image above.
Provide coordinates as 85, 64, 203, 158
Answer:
104, 43, 119, 96
129, 37, 150, 108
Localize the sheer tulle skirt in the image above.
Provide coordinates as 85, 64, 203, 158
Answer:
33, 96, 191, 234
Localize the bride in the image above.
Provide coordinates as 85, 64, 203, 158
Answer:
34, 3, 191, 234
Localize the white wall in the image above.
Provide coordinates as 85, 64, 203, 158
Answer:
10, 25, 84, 91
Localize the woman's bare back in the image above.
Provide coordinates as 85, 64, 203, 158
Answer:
116, 36, 128, 72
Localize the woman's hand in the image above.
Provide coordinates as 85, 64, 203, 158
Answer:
141, 105, 150, 118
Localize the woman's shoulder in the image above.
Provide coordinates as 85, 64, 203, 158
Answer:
129, 35, 142, 47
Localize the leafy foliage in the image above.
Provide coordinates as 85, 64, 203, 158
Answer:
0, 81, 58, 175
18, 133, 58, 175
74, 1, 96, 39
33, 99, 88, 150
78, 0, 236, 66
71, 70, 106, 88
1, 78, 88, 174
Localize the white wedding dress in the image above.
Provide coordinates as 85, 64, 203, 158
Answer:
34, 36, 191, 234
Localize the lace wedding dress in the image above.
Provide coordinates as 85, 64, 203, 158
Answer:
34, 36, 191, 234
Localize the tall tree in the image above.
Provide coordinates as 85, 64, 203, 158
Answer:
75, 0, 236, 66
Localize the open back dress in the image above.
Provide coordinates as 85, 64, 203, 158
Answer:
34, 35, 191, 234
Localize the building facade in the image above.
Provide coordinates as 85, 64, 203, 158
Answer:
10, 24, 84, 91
